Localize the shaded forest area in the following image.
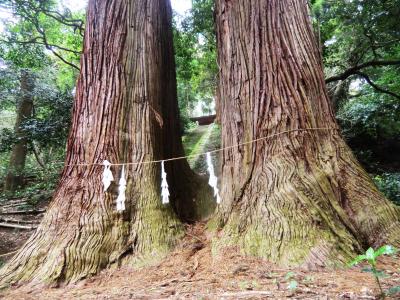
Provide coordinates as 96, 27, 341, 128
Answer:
0, 0, 399, 298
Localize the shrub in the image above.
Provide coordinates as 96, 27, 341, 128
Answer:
373, 173, 400, 206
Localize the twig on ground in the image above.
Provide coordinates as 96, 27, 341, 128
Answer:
0, 250, 18, 258
0, 222, 37, 230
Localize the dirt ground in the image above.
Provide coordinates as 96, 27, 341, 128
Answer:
1, 223, 399, 300
0, 198, 47, 261
0, 229, 32, 256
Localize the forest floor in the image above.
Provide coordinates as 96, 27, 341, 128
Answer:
1, 222, 400, 299
0, 197, 48, 261
1, 124, 400, 299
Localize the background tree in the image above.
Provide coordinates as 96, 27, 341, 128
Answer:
173, 0, 218, 129
213, 0, 400, 266
0, 0, 83, 196
0, 22, 47, 192
3, 70, 34, 191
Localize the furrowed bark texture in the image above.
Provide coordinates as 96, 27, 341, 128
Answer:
214, 0, 400, 267
4, 70, 34, 192
0, 0, 212, 288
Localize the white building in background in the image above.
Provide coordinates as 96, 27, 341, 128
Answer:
191, 99, 216, 118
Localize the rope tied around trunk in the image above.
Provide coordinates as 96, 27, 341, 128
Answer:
62, 127, 340, 167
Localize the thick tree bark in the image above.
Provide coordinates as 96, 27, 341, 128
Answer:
213, 0, 400, 267
0, 0, 213, 287
4, 70, 34, 192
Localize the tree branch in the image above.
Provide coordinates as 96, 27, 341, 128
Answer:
1, 0, 82, 70
0, 38, 82, 55
40, 9, 85, 37
325, 60, 400, 83
31, 141, 46, 170
17, 0, 85, 37
47, 48, 80, 70
25, 11, 80, 70
355, 71, 400, 100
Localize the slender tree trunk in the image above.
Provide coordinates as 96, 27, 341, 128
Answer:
213, 0, 400, 267
4, 70, 34, 192
328, 80, 350, 112
0, 0, 212, 287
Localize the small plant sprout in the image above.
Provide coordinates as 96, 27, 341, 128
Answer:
285, 271, 298, 292
288, 280, 298, 291
238, 281, 249, 291
284, 271, 295, 280
303, 275, 314, 283
349, 245, 398, 299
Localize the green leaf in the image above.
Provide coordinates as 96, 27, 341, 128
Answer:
386, 286, 400, 295
285, 271, 295, 280
349, 254, 367, 266
371, 269, 388, 278
365, 248, 375, 260
375, 245, 397, 258
288, 280, 298, 291
361, 267, 373, 273
303, 276, 314, 283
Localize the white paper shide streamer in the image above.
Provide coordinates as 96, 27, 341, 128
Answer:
206, 152, 221, 204
161, 161, 170, 204
116, 166, 127, 212
102, 160, 114, 192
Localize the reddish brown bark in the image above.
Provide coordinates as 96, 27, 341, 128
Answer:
213, 0, 400, 267
0, 0, 212, 287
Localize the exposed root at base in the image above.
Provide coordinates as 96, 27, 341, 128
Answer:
1, 222, 400, 299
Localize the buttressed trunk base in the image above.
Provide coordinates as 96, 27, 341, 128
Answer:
213, 0, 400, 267
0, 0, 213, 288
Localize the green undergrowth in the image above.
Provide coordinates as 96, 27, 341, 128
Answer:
192, 124, 221, 173
182, 124, 208, 157
350, 245, 400, 299
182, 123, 221, 174
0, 110, 15, 131
373, 173, 400, 206
0, 151, 64, 205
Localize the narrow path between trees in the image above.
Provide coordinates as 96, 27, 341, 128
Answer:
183, 123, 221, 175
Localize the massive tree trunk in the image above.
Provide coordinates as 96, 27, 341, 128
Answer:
4, 70, 34, 192
213, 0, 400, 267
0, 0, 213, 287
